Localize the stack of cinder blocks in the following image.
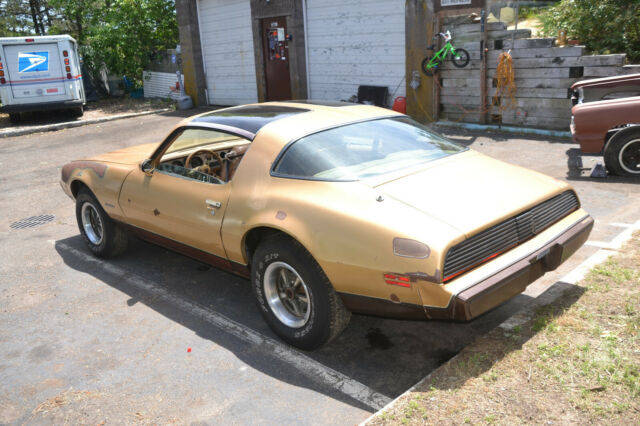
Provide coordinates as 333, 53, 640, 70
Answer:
437, 18, 639, 130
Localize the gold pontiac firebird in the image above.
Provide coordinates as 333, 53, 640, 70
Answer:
61, 101, 593, 349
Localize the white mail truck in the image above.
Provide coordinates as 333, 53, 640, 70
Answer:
0, 35, 85, 123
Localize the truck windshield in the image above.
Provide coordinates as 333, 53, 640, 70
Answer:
272, 117, 466, 181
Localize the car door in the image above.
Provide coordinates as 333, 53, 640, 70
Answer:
118, 127, 244, 260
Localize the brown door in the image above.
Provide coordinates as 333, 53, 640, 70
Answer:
261, 16, 292, 101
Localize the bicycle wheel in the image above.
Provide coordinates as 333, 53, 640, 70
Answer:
451, 48, 470, 68
421, 56, 440, 76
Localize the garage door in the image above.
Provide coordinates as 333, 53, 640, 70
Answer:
198, 0, 258, 105
306, 0, 406, 105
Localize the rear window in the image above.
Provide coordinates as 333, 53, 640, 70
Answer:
272, 117, 466, 181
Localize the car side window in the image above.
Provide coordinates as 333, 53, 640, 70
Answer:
156, 128, 250, 184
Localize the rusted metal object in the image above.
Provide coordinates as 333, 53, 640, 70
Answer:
570, 74, 640, 176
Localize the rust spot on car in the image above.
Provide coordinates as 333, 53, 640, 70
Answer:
406, 269, 442, 284
389, 293, 400, 303
276, 210, 287, 220
153, 208, 160, 216
61, 161, 107, 183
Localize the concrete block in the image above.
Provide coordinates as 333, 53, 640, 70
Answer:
583, 65, 640, 77
440, 111, 483, 123
453, 22, 506, 34
502, 78, 580, 89
494, 38, 555, 49
488, 46, 584, 60
441, 78, 482, 88
487, 54, 626, 69
500, 114, 570, 130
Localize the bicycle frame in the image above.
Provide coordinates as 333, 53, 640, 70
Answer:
425, 41, 458, 71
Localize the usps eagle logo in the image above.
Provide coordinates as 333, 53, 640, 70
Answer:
18, 51, 49, 73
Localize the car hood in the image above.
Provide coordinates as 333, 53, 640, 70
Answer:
86, 143, 157, 164
372, 151, 567, 236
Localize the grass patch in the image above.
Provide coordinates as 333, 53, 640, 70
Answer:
370, 233, 640, 425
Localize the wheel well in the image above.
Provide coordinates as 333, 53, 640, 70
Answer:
243, 227, 295, 266
70, 180, 89, 198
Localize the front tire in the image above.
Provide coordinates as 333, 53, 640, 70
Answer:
75, 188, 128, 258
421, 56, 439, 76
251, 235, 351, 350
9, 113, 20, 124
603, 127, 640, 177
451, 48, 470, 68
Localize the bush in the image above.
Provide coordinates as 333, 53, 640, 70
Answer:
539, 0, 640, 62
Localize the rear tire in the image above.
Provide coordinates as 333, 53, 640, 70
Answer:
603, 126, 640, 177
70, 106, 84, 118
421, 56, 439, 76
75, 188, 129, 258
9, 113, 20, 124
451, 48, 470, 68
251, 235, 351, 350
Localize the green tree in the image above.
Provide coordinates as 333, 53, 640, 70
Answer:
0, 0, 178, 88
539, 0, 640, 62
83, 0, 178, 86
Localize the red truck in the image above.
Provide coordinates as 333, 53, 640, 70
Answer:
570, 73, 640, 177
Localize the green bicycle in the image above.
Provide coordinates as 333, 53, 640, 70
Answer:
421, 30, 470, 76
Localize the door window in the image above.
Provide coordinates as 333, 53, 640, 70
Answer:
156, 128, 250, 184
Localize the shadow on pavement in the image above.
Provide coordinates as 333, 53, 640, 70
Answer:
54, 234, 537, 411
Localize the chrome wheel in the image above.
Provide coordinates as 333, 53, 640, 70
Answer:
263, 261, 311, 328
81, 202, 104, 245
619, 138, 640, 175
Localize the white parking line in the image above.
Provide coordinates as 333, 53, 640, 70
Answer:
585, 220, 640, 251
55, 242, 392, 412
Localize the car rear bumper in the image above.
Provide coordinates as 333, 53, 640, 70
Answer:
426, 215, 594, 321
1, 99, 83, 114
339, 215, 594, 321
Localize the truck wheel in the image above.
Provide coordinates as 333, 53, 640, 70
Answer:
603, 127, 640, 177
75, 188, 129, 258
251, 235, 351, 350
9, 113, 20, 124
70, 106, 84, 118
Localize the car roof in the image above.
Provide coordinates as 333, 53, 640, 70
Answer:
187, 101, 375, 136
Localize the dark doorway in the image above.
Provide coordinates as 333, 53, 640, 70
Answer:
261, 16, 292, 101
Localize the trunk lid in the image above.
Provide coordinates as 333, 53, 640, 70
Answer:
373, 151, 567, 236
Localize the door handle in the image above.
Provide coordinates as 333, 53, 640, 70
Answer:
205, 200, 222, 209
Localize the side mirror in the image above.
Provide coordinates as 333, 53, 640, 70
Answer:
141, 159, 155, 176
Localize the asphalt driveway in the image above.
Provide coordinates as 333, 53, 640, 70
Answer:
1, 111, 638, 424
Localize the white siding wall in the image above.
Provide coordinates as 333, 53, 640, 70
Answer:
142, 71, 184, 100
198, 0, 257, 105
306, 0, 406, 105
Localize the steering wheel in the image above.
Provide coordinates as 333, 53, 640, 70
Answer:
185, 149, 224, 178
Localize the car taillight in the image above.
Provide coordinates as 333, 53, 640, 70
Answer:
66, 73, 72, 79
0, 78, 6, 84
65, 66, 71, 72
25, 38, 34, 42
63, 50, 68, 57
0, 62, 3, 69
64, 58, 70, 65
0, 70, 4, 77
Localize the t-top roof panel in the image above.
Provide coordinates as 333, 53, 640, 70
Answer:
192, 105, 310, 135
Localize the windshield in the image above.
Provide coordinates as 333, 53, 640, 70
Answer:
165, 128, 244, 154
272, 117, 466, 181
